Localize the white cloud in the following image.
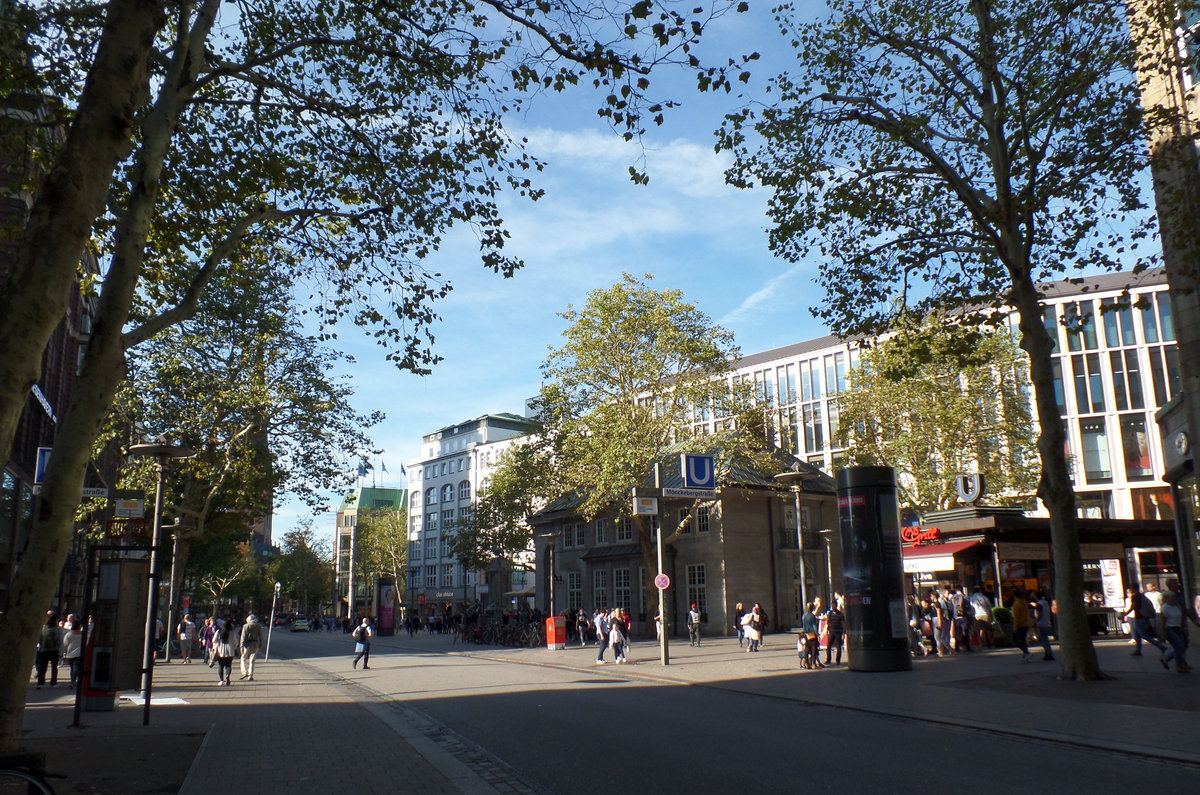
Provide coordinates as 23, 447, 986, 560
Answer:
718, 262, 812, 329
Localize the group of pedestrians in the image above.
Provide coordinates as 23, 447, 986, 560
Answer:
180, 613, 264, 685
33, 610, 85, 689
912, 585, 1012, 657
733, 602, 768, 652
1121, 579, 1198, 673
590, 608, 631, 664
797, 597, 846, 669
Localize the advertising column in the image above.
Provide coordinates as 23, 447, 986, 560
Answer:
376, 577, 396, 637
837, 466, 912, 672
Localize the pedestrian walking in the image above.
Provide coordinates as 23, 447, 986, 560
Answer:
61, 622, 83, 688
733, 602, 746, 647
741, 610, 761, 652
970, 586, 993, 649
935, 588, 954, 656
34, 612, 61, 689
1121, 586, 1167, 656
1033, 591, 1055, 661
1011, 589, 1034, 663
239, 614, 264, 681
823, 603, 845, 666
594, 609, 610, 664
576, 609, 590, 647
799, 602, 821, 669
609, 615, 627, 663
1159, 591, 1191, 673
177, 613, 196, 663
200, 617, 217, 666
212, 620, 236, 685
687, 603, 702, 647
352, 617, 373, 669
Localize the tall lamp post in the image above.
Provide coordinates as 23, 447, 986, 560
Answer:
162, 520, 193, 663
128, 442, 194, 727
775, 467, 817, 614
265, 581, 281, 661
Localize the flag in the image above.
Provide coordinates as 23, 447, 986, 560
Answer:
356, 464, 366, 477
399, 462, 406, 476
381, 461, 388, 474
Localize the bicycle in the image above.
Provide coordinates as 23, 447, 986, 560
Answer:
0, 760, 61, 793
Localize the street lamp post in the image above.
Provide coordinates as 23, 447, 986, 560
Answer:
162, 520, 192, 663
265, 581, 281, 661
775, 468, 815, 614
128, 442, 194, 727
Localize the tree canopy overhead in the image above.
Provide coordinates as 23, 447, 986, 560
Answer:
836, 314, 1039, 516
721, 0, 1156, 680
0, 0, 753, 752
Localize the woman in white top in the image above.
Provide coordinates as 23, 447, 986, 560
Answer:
1159, 592, 1190, 673
61, 623, 84, 688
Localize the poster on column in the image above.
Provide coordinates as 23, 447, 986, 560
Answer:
377, 577, 396, 636
1100, 559, 1124, 608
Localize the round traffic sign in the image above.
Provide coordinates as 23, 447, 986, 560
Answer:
654, 573, 670, 590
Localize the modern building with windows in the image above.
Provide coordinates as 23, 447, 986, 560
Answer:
711, 270, 1179, 528
333, 486, 407, 619
533, 269, 1185, 630
405, 410, 539, 619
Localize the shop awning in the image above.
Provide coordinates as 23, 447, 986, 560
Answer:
902, 539, 982, 573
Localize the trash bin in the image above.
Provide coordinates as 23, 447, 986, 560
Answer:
545, 616, 566, 650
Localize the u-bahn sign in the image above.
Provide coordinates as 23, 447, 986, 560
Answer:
680, 454, 716, 490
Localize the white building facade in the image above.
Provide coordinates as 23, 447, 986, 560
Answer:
706, 270, 1178, 528
405, 411, 539, 618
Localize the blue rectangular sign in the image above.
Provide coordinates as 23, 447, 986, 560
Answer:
680, 454, 715, 490
34, 447, 52, 485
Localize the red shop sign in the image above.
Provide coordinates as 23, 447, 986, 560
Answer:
901, 526, 941, 545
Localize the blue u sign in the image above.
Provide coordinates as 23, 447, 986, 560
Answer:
680, 454, 716, 489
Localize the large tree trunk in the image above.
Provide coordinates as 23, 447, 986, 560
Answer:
1010, 273, 1107, 681
0, 1, 165, 754
0, 0, 162, 470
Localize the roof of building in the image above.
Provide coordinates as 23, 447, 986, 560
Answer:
529, 439, 833, 525
338, 486, 407, 514
422, 412, 537, 442
731, 267, 1169, 370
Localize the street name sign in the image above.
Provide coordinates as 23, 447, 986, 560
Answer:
663, 487, 716, 499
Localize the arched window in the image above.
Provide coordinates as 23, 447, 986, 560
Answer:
425, 487, 437, 505
441, 484, 455, 502
458, 480, 471, 501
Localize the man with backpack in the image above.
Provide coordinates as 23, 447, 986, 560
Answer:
239, 614, 264, 680
352, 617, 374, 670
1121, 586, 1167, 657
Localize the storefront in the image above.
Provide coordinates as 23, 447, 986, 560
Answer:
900, 508, 1177, 629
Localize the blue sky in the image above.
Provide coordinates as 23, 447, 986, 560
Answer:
275, 2, 835, 540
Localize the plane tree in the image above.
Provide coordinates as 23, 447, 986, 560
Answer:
0, 0, 752, 749
720, 0, 1156, 679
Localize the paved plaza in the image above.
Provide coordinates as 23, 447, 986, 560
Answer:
18, 628, 1200, 792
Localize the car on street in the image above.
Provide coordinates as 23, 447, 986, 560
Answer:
290, 618, 311, 632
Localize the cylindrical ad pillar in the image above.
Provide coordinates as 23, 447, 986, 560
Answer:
837, 466, 912, 672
